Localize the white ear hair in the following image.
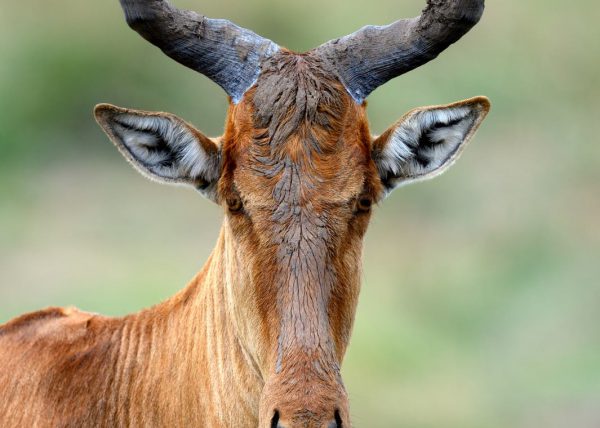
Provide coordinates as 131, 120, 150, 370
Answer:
374, 96, 490, 195
94, 104, 221, 201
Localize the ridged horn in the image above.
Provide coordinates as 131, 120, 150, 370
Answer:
119, 0, 279, 103
314, 0, 485, 103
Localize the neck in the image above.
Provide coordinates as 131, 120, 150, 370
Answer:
128, 223, 263, 427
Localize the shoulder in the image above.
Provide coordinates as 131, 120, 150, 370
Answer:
0, 306, 106, 344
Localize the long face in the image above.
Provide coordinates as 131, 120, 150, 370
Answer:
96, 1, 489, 427
220, 53, 379, 426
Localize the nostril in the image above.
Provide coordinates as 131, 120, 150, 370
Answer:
270, 409, 341, 428
333, 409, 343, 428
271, 410, 280, 428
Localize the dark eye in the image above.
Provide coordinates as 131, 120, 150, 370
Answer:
356, 197, 372, 213
226, 196, 243, 213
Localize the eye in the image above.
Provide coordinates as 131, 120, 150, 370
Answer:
226, 196, 243, 213
356, 196, 372, 213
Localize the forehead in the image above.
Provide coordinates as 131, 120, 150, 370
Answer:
224, 52, 373, 204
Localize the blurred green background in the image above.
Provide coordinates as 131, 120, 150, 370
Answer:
1, 0, 599, 426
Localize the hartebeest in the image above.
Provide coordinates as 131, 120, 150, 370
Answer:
0, 0, 489, 427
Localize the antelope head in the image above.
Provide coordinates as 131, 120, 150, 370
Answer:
95, 1, 489, 427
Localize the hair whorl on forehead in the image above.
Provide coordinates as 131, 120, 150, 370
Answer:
250, 52, 350, 158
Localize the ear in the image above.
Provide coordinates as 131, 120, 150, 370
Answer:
372, 96, 490, 196
94, 104, 221, 201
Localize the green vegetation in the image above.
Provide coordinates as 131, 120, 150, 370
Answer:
1, 0, 599, 426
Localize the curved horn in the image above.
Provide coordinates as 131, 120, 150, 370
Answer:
119, 0, 279, 103
314, 0, 485, 103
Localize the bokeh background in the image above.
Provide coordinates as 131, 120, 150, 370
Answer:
1, 0, 599, 426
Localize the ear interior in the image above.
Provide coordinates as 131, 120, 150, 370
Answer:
374, 96, 490, 191
94, 104, 220, 193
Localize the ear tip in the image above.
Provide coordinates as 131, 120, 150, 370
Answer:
93, 103, 123, 121
469, 96, 491, 113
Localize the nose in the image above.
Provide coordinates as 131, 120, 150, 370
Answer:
272, 409, 343, 428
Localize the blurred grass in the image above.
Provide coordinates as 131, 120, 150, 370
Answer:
1, 0, 600, 426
